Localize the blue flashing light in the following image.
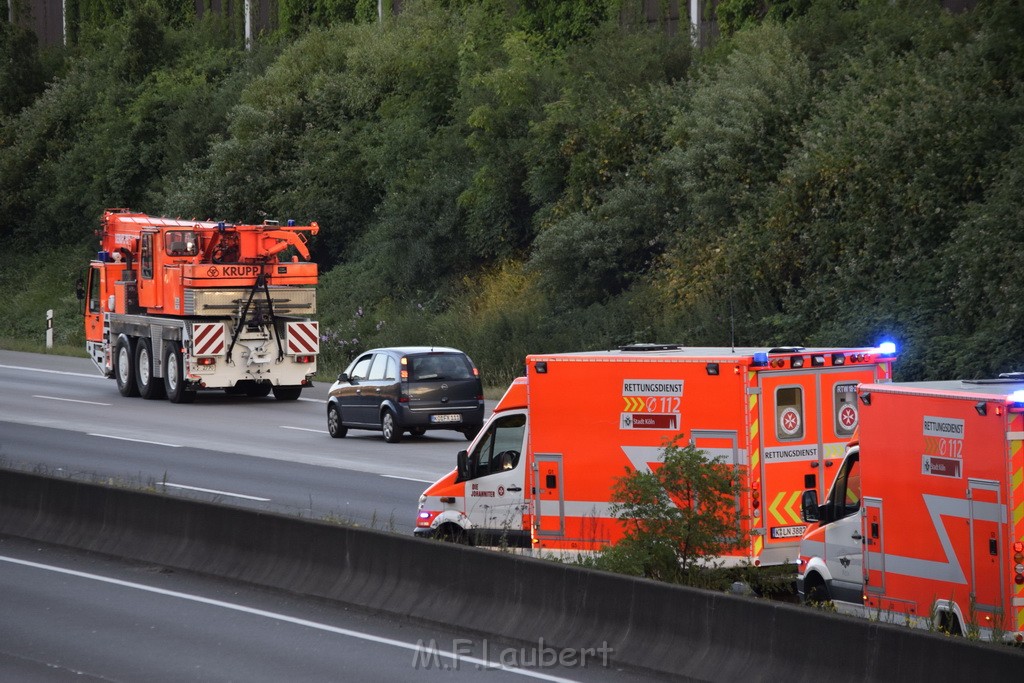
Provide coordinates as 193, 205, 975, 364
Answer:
217, 221, 226, 232
1009, 390, 1024, 405
878, 341, 897, 356
97, 251, 110, 262
287, 219, 295, 226
752, 352, 769, 367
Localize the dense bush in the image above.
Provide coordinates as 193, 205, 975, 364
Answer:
2, 0, 1022, 389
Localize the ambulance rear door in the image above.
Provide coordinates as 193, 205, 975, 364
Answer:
757, 363, 874, 557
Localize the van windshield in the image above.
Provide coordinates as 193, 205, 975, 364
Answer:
408, 353, 474, 381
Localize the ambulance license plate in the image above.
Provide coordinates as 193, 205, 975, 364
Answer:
430, 414, 462, 424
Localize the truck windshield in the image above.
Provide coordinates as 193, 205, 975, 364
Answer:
466, 414, 526, 479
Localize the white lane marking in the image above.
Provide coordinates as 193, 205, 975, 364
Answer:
381, 475, 435, 483
87, 434, 182, 448
34, 395, 112, 406
161, 483, 271, 502
279, 426, 324, 433
0, 555, 581, 682
0, 364, 101, 379
298, 397, 324, 404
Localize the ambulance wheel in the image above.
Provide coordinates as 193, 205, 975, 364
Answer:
382, 409, 402, 443
327, 404, 347, 438
114, 335, 139, 398
272, 385, 302, 401
135, 338, 165, 400
435, 523, 468, 545
803, 575, 831, 606
164, 346, 195, 404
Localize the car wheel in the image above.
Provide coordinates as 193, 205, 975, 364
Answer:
135, 338, 165, 400
114, 335, 139, 398
462, 424, 482, 441
327, 403, 347, 438
163, 345, 195, 404
382, 409, 402, 443
409, 427, 426, 437
272, 385, 302, 401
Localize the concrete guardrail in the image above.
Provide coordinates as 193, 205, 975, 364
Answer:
0, 469, 1021, 680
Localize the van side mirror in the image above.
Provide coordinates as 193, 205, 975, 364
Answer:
801, 489, 820, 523
456, 449, 469, 481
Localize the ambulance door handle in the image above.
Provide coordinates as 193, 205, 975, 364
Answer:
507, 486, 522, 493
851, 532, 863, 541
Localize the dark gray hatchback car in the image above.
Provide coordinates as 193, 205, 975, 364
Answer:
326, 346, 485, 443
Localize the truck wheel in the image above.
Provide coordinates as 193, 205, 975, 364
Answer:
114, 335, 139, 398
135, 338, 165, 400
327, 404, 347, 438
163, 346, 195, 404
382, 409, 402, 443
272, 385, 302, 401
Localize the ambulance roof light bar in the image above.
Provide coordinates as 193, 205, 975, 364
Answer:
878, 341, 897, 356
1008, 390, 1024, 413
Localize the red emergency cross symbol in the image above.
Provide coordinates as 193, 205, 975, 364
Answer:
839, 404, 858, 430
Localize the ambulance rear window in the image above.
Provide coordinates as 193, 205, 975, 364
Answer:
775, 386, 804, 441
833, 382, 859, 437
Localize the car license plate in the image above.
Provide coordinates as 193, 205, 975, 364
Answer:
430, 414, 462, 424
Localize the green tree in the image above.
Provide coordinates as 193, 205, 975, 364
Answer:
594, 438, 745, 584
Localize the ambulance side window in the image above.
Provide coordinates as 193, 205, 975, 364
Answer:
775, 386, 804, 440
468, 414, 526, 478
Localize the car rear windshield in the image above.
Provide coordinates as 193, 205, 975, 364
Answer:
407, 353, 474, 381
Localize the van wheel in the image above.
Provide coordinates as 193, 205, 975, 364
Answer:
382, 409, 402, 443
327, 404, 347, 438
164, 345, 195, 404
114, 335, 139, 398
135, 338, 165, 400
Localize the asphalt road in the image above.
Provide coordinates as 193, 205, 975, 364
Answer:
0, 349, 482, 531
0, 536, 649, 683
0, 351, 658, 682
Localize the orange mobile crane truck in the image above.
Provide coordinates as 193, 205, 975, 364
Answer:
416, 343, 897, 566
79, 209, 320, 403
797, 375, 1024, 642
